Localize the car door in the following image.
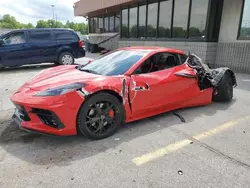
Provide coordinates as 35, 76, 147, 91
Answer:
129, 52, 201, 117
27, 30, 57, 63
0, 31, 32, 67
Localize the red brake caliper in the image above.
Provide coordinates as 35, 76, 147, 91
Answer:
108, 109, 115, 118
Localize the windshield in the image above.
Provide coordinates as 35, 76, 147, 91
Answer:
80, 50, 149, 76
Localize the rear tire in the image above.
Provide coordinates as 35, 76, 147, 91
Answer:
77, 93, 124, 140
58, 52, 75, 65
212, 71, 233, 102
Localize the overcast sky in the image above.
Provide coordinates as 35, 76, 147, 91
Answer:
0, 0, 86, 25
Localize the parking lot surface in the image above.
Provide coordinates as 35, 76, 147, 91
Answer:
0, 58, 250, 188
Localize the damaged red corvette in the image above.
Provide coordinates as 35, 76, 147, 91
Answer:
11, 46, 237, 140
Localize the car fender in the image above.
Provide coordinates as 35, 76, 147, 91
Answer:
211, 67, 237, 87
56, 46, 73, 57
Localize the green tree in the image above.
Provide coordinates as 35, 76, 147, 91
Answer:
21, 23, 34, 29
36, 20, 49, 28
0, 14, 21, 29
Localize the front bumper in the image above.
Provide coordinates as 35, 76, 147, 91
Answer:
11, 89, 85, 136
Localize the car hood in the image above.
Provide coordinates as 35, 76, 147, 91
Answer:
26, 65, 103, 91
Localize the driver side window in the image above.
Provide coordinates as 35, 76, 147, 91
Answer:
3, 32, 26, 45
133, 53, 179, 74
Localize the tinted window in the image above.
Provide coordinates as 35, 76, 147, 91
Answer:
121, 9, 129, 37
138, 5, 146, 38
189, 0, 209, 38
180, 54, 188, 64
81, 50, 149, 76
159, 0, 172, 38
173, 0, 189, 38
89, 18, 93, 33
54, 30, 77, 40
104, 17, 109, 32
29, 30, 52, 42
99, 17, 104, 33
93, 17, 98, 33
239, 0, 250, 39
129, 7, 138, 38
110, 16, 115, 32
3, 32, 26, 45
115, 13, 120, 32
134, 53, 179, 74
147, 3, 158, 38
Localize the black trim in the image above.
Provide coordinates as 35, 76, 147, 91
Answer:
170, 0, 175, 38
31, 108, 65, 129
175, 73, 196, 78
156, 0, 160, 38
187, 0, 192, 38
128, 7, 130, 38
120, 9, 122, 36
137, 3, 139, 38
145, 0, 149, 38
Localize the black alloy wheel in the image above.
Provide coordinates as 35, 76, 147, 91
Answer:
77, 93, 124, 140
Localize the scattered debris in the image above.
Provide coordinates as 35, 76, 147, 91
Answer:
5, 89, 8, 91
133, 180, 136, 183
243, 131, 246, 133
178, 170, 183, 175
119, 150, 122, 153
173, 112, 186, 123
114, 138, 120, 141
71, 178, 74, 181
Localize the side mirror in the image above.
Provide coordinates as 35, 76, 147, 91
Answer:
0, 39, 4, 46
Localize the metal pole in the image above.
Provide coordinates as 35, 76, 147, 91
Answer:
51, 5, 55, 21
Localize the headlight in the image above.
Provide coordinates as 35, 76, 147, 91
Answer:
36, 83, 88, 96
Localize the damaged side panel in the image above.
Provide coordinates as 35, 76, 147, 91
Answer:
211, 68, 237, 87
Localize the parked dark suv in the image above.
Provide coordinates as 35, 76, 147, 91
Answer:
0, 28, 85, 69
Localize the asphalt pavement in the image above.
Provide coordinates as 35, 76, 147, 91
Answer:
0, 56, 250, 188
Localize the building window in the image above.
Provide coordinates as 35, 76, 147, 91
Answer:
115, 12, 120, 32
158, 0, 172, 38
121, 9, 129, 38
98, 17, 104, 33
138, 5, 146, 38
110, 15, 115, 32
189, 0, 209, 38
118, 0, 221, 41
129, 7, 138, 38
173, 0, 189, 38
93, 17, 98, 33
89, 18, 93, 33
147, 2, 158, 38
104, 17, 109, 32
239, 0, 250, 39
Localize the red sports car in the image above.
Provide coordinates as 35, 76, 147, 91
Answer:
11, 47, 237, 140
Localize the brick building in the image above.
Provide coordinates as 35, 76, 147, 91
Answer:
74, 0, 250, 72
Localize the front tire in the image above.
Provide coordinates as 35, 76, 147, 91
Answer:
58, 52, 75, 65
212, 71, 233, 102
77, 93, 124, 140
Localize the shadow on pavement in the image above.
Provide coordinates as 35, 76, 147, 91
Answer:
0, 99, 235, 167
